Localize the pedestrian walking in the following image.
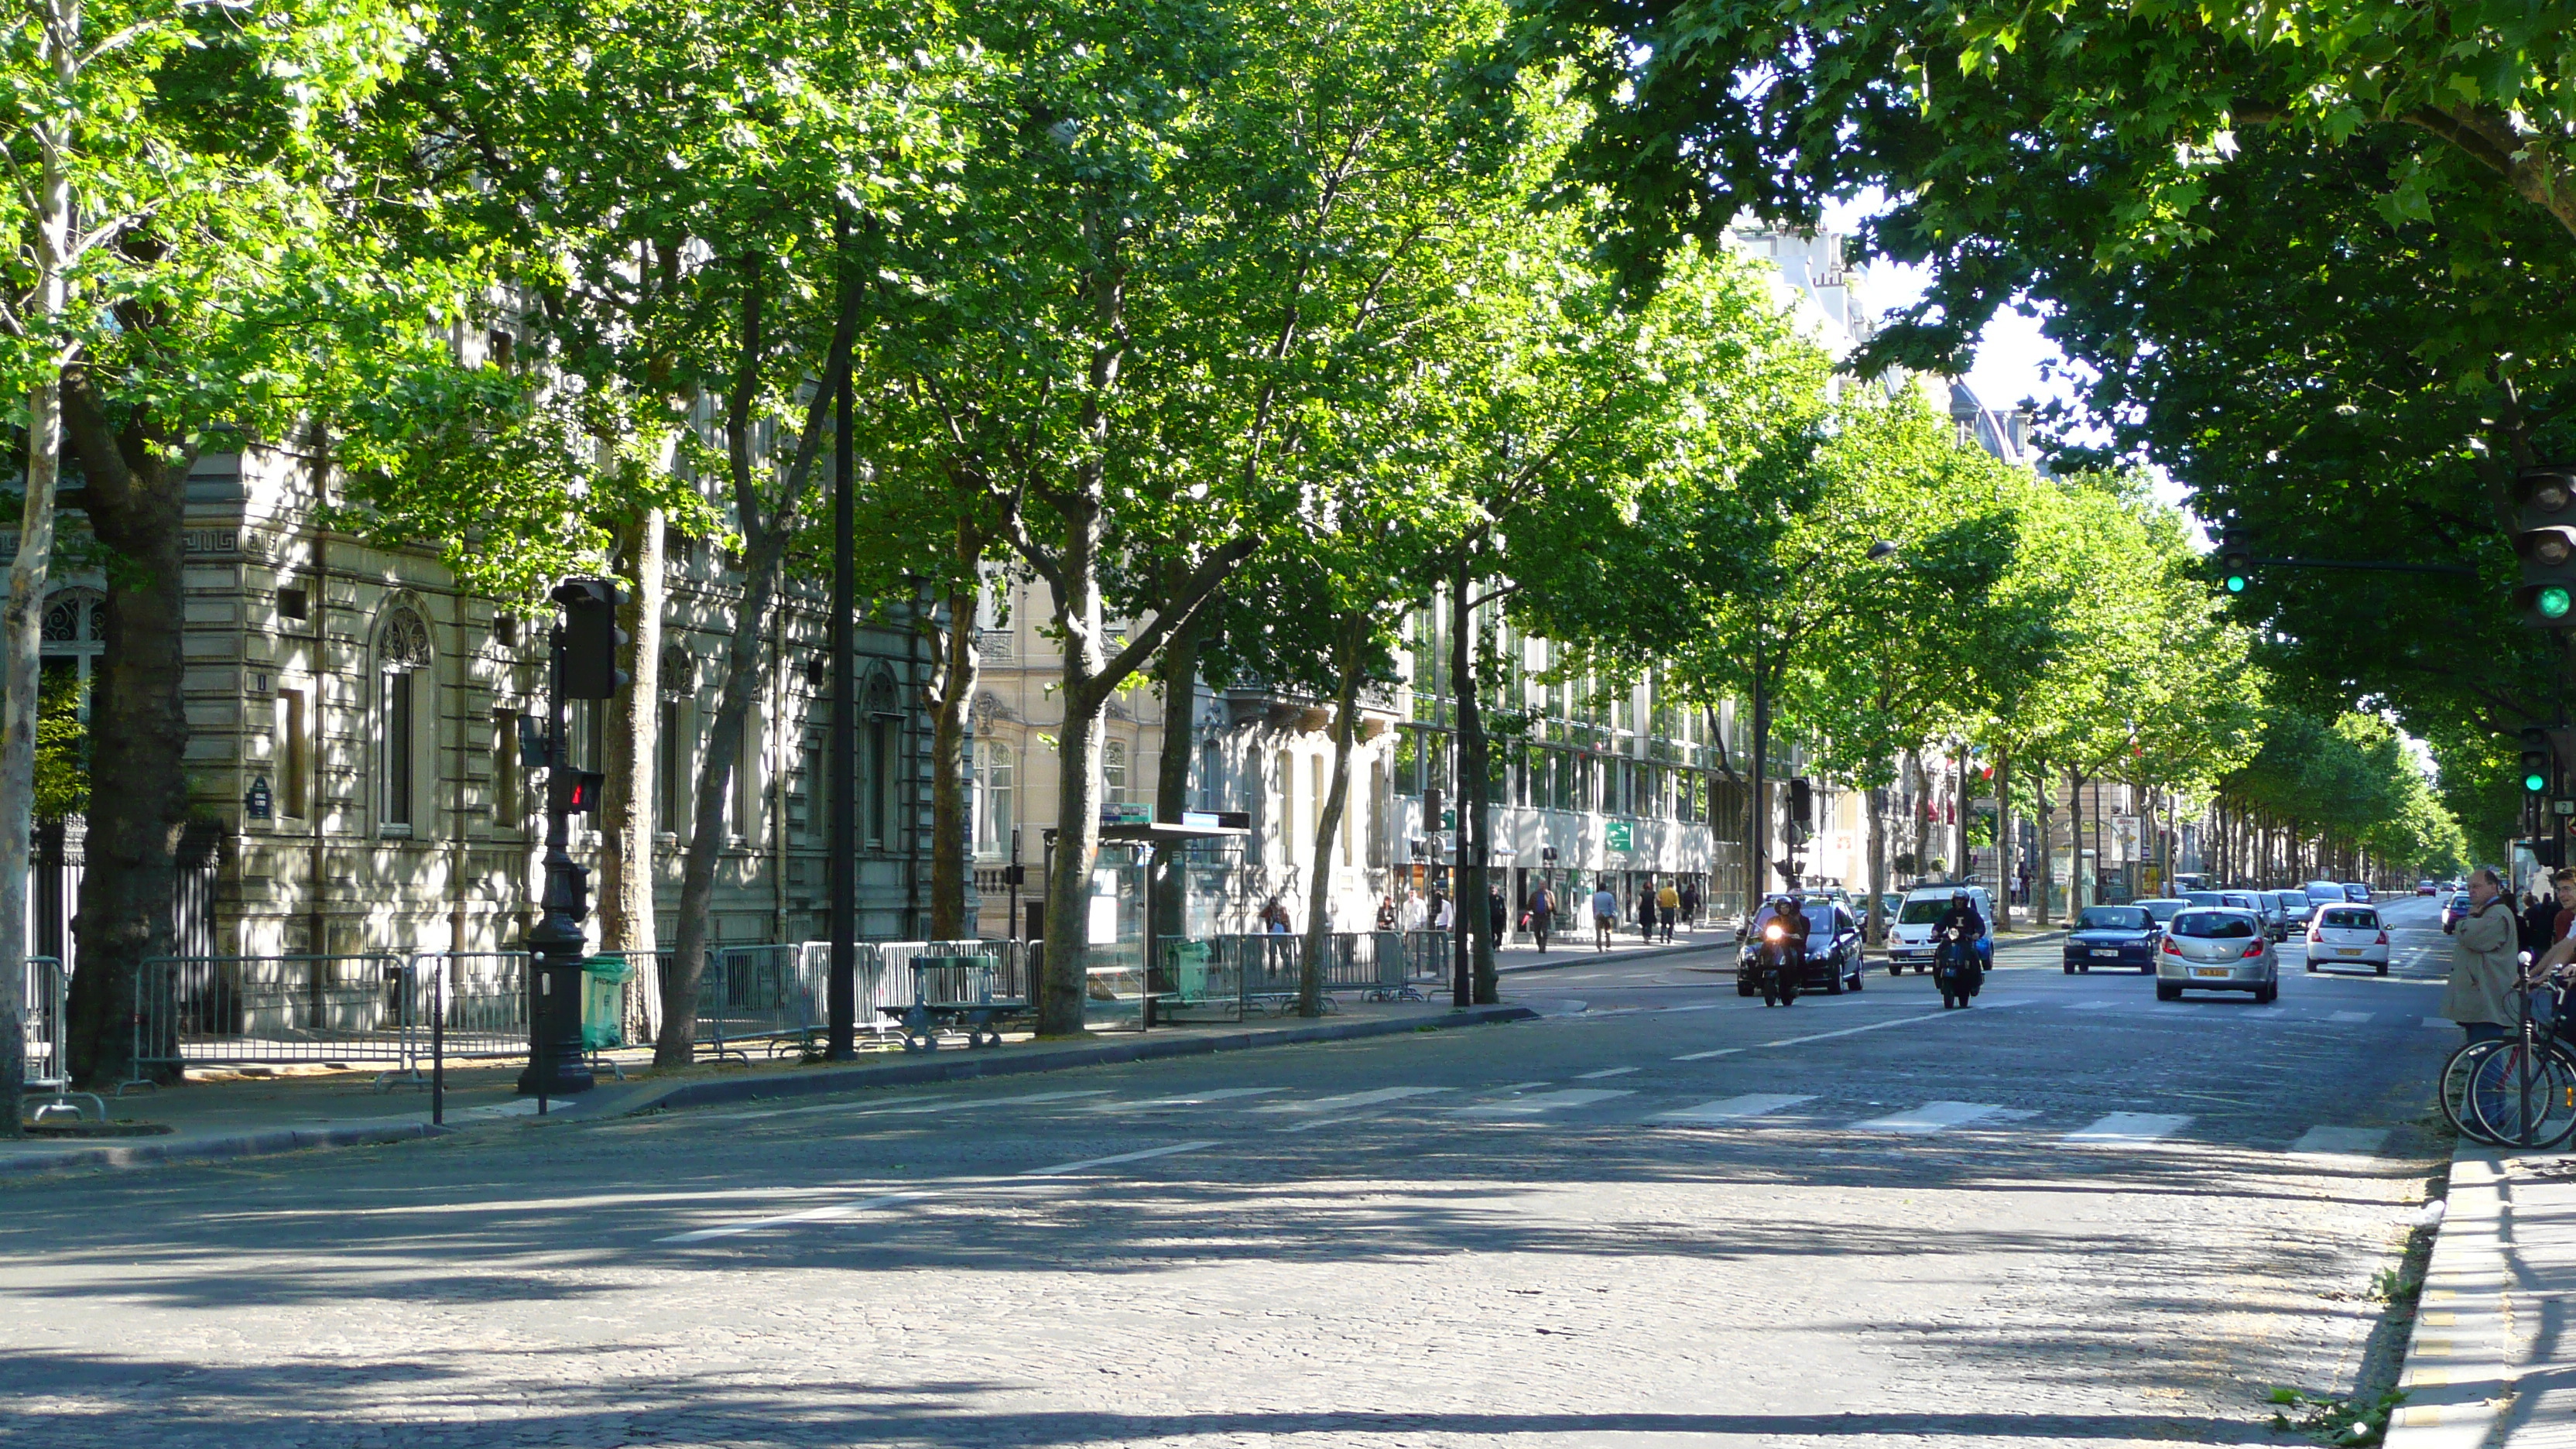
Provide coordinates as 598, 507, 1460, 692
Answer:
1591, 882, 1618, 951
1528, 882, 1555, 954
1635, 885, 1655, 939
1678, 882, 1699, 933
1432, 890, 1455, 933
1375, 895, 1399, 931
1656, 880, 1680, 943
1260, 897, 1292, 934
1488, 887, 1508, 944
2444, 866, 2520, 1045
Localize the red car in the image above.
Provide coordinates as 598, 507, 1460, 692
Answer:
2417, 880, 2438, 896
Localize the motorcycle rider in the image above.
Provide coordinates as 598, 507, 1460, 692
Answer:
1932, 890, 1986, 995
1762, 892, 1811, 1001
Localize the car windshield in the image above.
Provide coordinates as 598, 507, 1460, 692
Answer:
1752, 903, 1838, 934
2078, 907, 2150, 930
2182, 892, 2224, 907
2136, 899, 2186, 924
1898, 899, 1965, 925
2321, 908, 2377, 930
2173, 910, 2257, 940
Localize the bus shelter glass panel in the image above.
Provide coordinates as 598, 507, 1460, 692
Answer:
1081, 846, 1149, 1029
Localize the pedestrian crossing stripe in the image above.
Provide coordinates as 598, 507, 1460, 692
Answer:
2330, 1010, 2373, 1023
1657, 1094, 1813, 1125
1852, 1101, 2007, 1135
2063, 1112, 2191, 1146
1455, 1088, 1636, 1116
2289, 1125, 2390, 1156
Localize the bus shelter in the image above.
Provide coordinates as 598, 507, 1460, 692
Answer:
1041, 817, 1250, 1030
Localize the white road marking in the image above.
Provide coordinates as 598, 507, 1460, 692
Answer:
714, 1094, 940, 1122
1576, 1066, 1640, 1079
2290, 1125, 2390, 1156
1454, 1089, 1634, 1117
1671, 1048, 1743, 1061
878, 1090, 1112, 1115
1252, 1086, 1453, 1114
1852, 1101, 2007, 1136
2063, 1112, 2192, 1146
2064, 1000, 2119, 1010
1658, 1094, 1813, 1125
1088, 1088, 1285, 1110
2330, 1011, 2374, 1024
1022, 1140, 1217, 1177
657, 1190, 929, 1243
1669, 999, 2031, 1063
2427, 1017, 2456, 1029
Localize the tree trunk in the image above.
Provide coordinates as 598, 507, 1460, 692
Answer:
1451, 562, 1497, 1004
1995, 748, 2015, 930
1036, 492, 1112, 1037
1747, 642, 1770, 900
61, 380, 196, 1089
2067, 767, 2087, 916
1300, 612, 1367, 1016
1865, 782, 1888, 945
654, 262, 853, 1064
2, 0, 81, 1132
1149, 605, 1208, 965
598, 506, 664, 1029
925, 577, 979, 939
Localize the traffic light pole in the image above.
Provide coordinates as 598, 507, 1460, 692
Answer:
519, 618, 596, 1098
826, 363, 858, 1060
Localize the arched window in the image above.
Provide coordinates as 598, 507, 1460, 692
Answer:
658, 645, 693, 834
975, 742, 1015, 859
1103, 738, 1129, 807
379, 608, 431, 830
1197, 738, 1221, 812
863, 673, 900, 848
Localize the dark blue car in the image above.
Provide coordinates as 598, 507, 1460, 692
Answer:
2062, 904, 2160, 975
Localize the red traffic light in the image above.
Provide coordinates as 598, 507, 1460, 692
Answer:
548, 769, 605, 816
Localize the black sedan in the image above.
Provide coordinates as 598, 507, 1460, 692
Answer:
2062, 904, 2160, 974
1737, 899, 1867, 995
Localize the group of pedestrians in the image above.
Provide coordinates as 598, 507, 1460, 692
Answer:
2447, 865, 2576, 1042
1364, 878, 1704, 957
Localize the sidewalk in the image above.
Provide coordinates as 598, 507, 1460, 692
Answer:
2, 996, 1536, 1180
2386, 1143, 2576, 1448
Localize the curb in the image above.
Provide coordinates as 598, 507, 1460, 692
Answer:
0, 1120, 452, 1182
2384, 1141, 2510, 1449
606, 1002, 1543, 1116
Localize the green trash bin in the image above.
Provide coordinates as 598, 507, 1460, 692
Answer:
581, 954, 639, 1052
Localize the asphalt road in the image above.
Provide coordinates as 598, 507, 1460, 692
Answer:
2, 896, 2463, 1447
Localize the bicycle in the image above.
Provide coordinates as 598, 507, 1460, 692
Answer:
2440, 958, 2576, 1149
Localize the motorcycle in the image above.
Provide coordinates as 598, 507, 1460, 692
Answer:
1934, 925, 1983, 1009
1756, 916, 1802, 1007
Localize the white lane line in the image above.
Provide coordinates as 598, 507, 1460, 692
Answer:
1658, 1093, 1814, 1125
2244, 1007, 2287, 1018
1852, 1101, 2007, 1136
2063, 1112, 2192, 1146
878, 1090, 1112, 1115
714, 1094, 940, 1123
2330, 1010, 2375, 1024
1454, 1088, 1635, 1117
657, 1190, 929, 1244
2291, 1125, 2391, 1156
2426, 1017, 2456, 1029
1022, 1140, 1217, 1177
1088, 1088, 1284, 1110
1669, 999, 2033, 1064
2064, 1000, 2119, 1010
1576, 1066, 1640, 1080
1251, 1086, 1453, 1114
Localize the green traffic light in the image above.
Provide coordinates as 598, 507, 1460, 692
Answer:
2224, 574, 2246, 594
2530, 771, 2551, 793
2543, 585, 2574, 620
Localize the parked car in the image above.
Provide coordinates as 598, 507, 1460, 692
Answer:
2063, 904, 2160, 974
2442, 890, 2473, 933
1735, 897, 1868, 995
2156, 907, 2280, 1002
2340, 882, 2372, 903
1886, 885, 1997, 975
2306, 903, 2391, 975
2134, 896, 2190, 929
2417, 880, 2440, 896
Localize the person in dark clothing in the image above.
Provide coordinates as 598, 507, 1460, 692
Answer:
1932, 891, 1987, 988
1678, 882, 1700, 930
2523, 889, 2563, 958
1489, 888, 1508, 943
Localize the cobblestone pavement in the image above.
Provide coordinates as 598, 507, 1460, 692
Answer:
2, 899, 2458, 1447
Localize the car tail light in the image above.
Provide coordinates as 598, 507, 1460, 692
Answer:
2376, 930, 2389, 945
2162, 937, 2182, 955
2242, 941, 2264, 958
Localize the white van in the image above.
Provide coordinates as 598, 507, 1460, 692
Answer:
1886, 884, 1996, 975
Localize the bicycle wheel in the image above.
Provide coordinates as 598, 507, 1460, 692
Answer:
2441, 1040, 2504, 1144
2468, 1042, 2576, 1149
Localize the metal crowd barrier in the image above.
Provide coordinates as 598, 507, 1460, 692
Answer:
125, 954, 415, 1092
697, 940, 1028, 1060
1156, 932, 1429, 1022
21, 954, 101, 1122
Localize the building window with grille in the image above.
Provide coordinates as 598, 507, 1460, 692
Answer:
975, 741, 1014, 859
1104, 738, 1129, 806
378, 608, 431, 832
864, 674, 899, 850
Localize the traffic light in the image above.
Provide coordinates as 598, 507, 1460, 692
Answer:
1788, 778, 1814, 827
2523, 727, 2553, 795
548, 767, 605, 816
551, 578, 630, 697
2215, 526, 2252, 594
2513, 468, 2576, 628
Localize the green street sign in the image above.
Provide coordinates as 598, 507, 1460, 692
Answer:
1605, 820, 1634, 852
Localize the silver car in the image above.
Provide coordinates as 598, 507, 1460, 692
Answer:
2156, 907, 2280, 1002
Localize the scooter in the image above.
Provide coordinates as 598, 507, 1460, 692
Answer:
1934, 925, 1983, 1009
1757, 917, 1801, 1008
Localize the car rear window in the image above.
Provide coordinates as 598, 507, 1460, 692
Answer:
2136, 899, 2185, 923
2078, 907, 2150, 930
2221, 894, 2260, 909
1897, 899, 1958, 925
2182, 892, 2224, 906
2173, 911, 2257, 939
2321, 908, 2377, 930
2280, 892, 2309, 909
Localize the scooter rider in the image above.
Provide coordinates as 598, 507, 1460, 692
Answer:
1933, 890, 1985, 994
1757, 892, 1811, 1003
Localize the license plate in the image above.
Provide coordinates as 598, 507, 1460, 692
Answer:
2338, 947, 2362, 957
2192, 967, 2231, 978
2091, 949, 2119, 957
